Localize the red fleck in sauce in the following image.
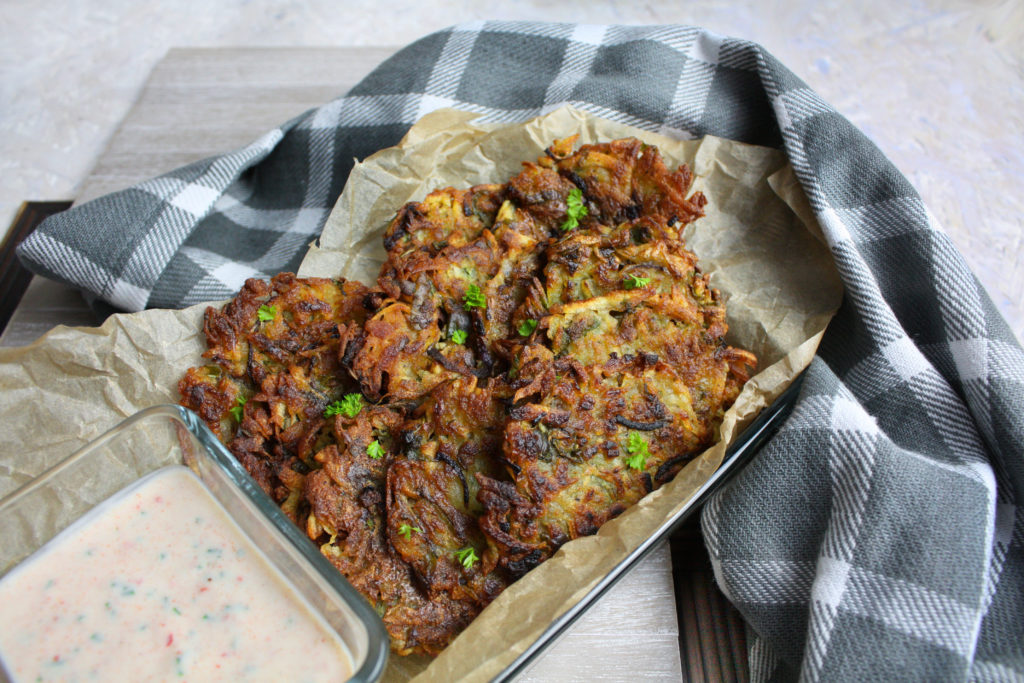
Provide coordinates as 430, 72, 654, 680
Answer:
0, 467, 353, 682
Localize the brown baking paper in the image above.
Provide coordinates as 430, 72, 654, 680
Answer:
0, 106, 842, 681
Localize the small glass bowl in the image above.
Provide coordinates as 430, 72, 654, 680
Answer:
0, 404, 389, 683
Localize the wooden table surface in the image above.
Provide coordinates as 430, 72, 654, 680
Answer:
1, 47, 687, 681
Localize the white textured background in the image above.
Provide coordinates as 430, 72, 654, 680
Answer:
2, 0, 1022, 341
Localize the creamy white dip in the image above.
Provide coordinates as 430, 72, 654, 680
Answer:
0, 466, 353, 682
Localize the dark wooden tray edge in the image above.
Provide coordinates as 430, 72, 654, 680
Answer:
0, 201, 74, 335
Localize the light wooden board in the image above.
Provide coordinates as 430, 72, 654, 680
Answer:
1, 47, 683, 681
79, 47, 400, 203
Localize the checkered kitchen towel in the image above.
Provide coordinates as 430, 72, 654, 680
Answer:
18, 22, 1024, 681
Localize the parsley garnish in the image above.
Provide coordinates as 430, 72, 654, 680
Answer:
257, 304, 277, 322
325, 393, 364, 418
517, 318, 538, 337
560, 188, 589, 231
366, 439, 385, 460
398, 523, 422, 539
623, 274, 652, 290
229, 395, 247, 422
463, 284, 486, 310
455, 546, 479, 569
451, 329, 468, 345
625, 432, 650, 470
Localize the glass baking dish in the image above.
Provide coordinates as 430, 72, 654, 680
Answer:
0, 404, 388, 683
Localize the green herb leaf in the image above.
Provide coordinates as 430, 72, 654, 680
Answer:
454, 546, 479, 570
257, 304, 277, 322
229, 394, 247, 422
517, 318, 538, 337
366, 439, 385, 460
325, 393, 364, 418
623, 274, 652, 290
398, 523, 422, 539
451, 329, 469, 345
463, 284, 486, 310
560, 188, 589, 231
625, 451, 647, 470
625, 431, 650, 470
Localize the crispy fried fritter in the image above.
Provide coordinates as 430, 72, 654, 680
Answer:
303, 381, 511, 655
480, 348, 751, 577
179, 272, 372, 505
303, 405, 480, 656
539, 135, 707, 228
386, 378, 510, 605
179, 135, 756, 656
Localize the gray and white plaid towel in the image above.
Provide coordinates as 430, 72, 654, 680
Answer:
18, 22, 1024, 681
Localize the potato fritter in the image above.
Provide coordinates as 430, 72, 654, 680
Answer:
179, 135, 756, 656
180, 273, 372, 505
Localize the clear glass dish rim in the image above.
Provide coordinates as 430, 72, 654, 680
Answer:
0, 404, 390, 683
